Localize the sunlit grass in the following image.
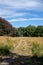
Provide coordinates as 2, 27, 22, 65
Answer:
0, 36, 43, 56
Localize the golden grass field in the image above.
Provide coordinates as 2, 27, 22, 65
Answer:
0, 36, 43, 56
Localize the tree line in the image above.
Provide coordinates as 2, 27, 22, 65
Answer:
0, 17, 43, 37
15, 25, 43, 37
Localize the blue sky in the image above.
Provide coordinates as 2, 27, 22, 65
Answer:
0, 0, 43, 28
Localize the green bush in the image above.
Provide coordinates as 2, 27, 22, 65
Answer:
0, 39, 14, 55
0, 44, 10, 55
32, 42, 43, 57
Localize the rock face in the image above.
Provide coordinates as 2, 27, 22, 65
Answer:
0, 17, 13, 36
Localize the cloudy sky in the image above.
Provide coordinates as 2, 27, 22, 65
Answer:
0, 0, 43, 27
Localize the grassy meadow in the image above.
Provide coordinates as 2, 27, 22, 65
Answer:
0, 36, 43, 56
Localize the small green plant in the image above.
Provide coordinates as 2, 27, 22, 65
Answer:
0, 44, 10, 55
32, 42, 43, 57
0, 38, 14, 55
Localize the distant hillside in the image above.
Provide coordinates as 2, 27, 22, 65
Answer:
0, 17, 15, 36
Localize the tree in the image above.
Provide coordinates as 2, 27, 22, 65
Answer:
34, 26, 43, 37
0, 17, 14, 36
16, 27, 23, 36
0, 17, 43, 37
25, 25, 36, 36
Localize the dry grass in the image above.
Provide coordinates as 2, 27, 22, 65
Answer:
0, 36, 43, 43
0, 36, 43, 56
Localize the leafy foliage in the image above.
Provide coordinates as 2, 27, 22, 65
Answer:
34, 26, 43, 36
32, 42, 43, 57
0, 17, 43, 37
0, 38, 14, 55
0, 17, 16, 36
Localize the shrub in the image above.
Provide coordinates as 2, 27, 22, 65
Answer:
32, 42, 43, 57
0, 44, 10, 55
0, 38, 14, 55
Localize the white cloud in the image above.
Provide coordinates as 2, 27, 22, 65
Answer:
0, 9, 12, 15
8, 18, 43, 22
0, 0, 43, 21
28, 18, 43, 20
0, 0, 43, 10
0, 7, 38, 19
0, 8, 26, 18
8, 18, 27, 22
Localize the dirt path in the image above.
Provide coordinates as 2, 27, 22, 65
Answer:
14, 39, 27, 51
14, 40, 23, 51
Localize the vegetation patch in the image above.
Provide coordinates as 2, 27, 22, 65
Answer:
32, 42, 43, 57
0, 39, 14, 55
